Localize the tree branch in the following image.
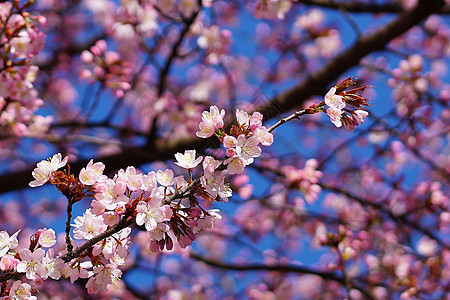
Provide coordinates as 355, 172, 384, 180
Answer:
190, 252, 345, 282
297, 0, 450, 14
190, 252, 375, 299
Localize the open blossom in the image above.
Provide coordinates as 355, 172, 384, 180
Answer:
203, 156, 220, 173
61, 261, 91, 284
94, 178, 129, 210
38, 228, 56, 247
79, 159, 106, 185
254, 126, 274, 146
73, 209, 107, 240
29, 153, 69, 187
156, 169, 175, 187
196, 119, 216, 138
200, 170, 232, 201
202, 105, 225, 128
235, 135, 262, 163
86, 263, 122, 294
0, 229, 20, 257
192, 209, 222, 234
324, 87, 345, 109
196, 106, 226, 138
148, 223, 170, 241
236, 109, 250, 127
326, 107, 342, 128
223, 135, 237, 148
0, 254, 19, 271
93, 228, 131, 260
141, 171, 157, 191
9, 281, 36, 300
17, 248, 47, 280
41, 249, 63, 280
174, 150, 203, 169
136, 194, 167, 231
224, 156, 246, 175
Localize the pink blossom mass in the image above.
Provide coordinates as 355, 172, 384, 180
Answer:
0, 0, 448, 299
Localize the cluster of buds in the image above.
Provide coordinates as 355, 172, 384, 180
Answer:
304, 77, 371, 131
80, 40, 132, 97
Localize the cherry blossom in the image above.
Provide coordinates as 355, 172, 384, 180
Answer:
37, 228, 56, 248
0, 230, 20, 257
73, 210, 107, 240
79, 160, 106, 185
136, 192, 167, 231
29, 153, 69, 187
16, 249, 47, 280
8, 281, 36, 300
174, 150, 203, 169
324, 87, 346, 109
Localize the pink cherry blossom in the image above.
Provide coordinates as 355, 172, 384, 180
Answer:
196, 120, 216, 138
135, 196, 165, 231
29, 153, 69, 187
326, 107, 342, 128
17, 248, 47, 280
0, 229, 20, 257
224, 156, 246, 175
73, 209, 107, 240
9, 281, 36, 300
79, 159, 106, 185
324, 87, 346, 109
174, 150, 203, 169
0, 254, 19, 271
38, 228, 56, 247
156, 169, 175, 187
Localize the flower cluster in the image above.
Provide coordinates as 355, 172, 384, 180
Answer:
196, 106, 274, 175
254, 0, 292, 20
80, 40, 132, 97
388, 54, 434, 117
281, 159, 322, 204
323, 77, 371, 131
0, 1, 50, 139
196, 25, 233, 64
4, 106, 273, 296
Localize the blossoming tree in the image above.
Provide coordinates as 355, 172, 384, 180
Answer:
0, 0, 448, 299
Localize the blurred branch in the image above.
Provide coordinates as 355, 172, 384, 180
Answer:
190, 252, 344, 281
157, 2, 202, 97
322, 184, 450, 249
255, 0, 445, 121
297, 0, 450, 14
190, 252, 375, 299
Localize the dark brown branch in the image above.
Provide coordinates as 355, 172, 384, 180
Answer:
297, 0, 450, 14
190, 252, 375, 299
157, 3, 202, 97
190, 252, 344, 282
60, 216, 135, 262
322, 184, 450, 249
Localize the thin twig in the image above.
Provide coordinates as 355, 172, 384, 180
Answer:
268, 110, 307, 133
